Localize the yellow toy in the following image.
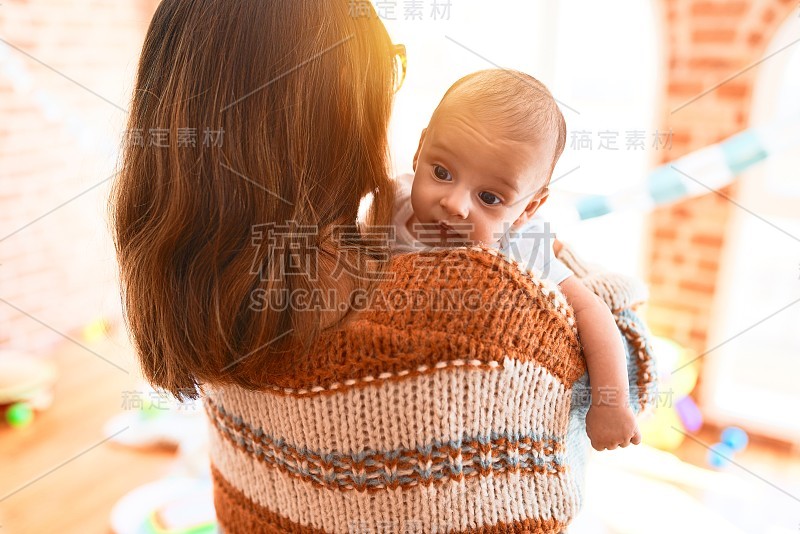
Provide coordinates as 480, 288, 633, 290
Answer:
639, 337, 699, 451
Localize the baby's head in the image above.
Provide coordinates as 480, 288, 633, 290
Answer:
409, 69, 566, 246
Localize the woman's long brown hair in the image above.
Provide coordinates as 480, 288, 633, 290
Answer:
109, 0, 397, 398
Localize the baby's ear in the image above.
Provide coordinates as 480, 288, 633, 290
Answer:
512, 186, 549, 229
412, 128, 427, 172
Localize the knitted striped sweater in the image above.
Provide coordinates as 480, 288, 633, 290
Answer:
204, 245, 657, 533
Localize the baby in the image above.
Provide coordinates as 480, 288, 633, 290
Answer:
391, 69, 641, 451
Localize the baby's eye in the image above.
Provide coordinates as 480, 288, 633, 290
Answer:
432, 164, 452, 182
478, 191, 502, 206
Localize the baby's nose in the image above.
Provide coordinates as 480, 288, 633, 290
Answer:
440, 190, 469, 219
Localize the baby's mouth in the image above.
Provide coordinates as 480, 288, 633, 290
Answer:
413, 219, 469, 246
436, 221, 468, 243
438, 221, 455, 233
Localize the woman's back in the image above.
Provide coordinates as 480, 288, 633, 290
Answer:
204, 247, 588, 533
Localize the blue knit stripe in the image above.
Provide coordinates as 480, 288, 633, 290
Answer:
207, 399, 568, 490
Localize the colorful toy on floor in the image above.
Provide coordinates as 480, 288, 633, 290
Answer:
6, 402, 34, 427
675, 395, 703, 432
109, 477, 217, 534
0, 350, 58, 428
104, 383, 207, 450
707, 442, 735, 469
707, 426, 749, 469
82, 316, 112, 343
640, 336, 700, 451
720, 426, 749, 451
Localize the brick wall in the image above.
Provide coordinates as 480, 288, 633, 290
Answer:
0, 0, 158, 352
646, 0, 797, 358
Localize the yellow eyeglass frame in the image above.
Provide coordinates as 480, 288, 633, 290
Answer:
392, 44, 407, 93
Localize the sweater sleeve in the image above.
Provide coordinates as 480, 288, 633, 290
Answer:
555, 241, 659, 415
552, 242, 659, 513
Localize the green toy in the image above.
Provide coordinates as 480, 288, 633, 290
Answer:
0, 351, 57, 428
5, 402, 35, 427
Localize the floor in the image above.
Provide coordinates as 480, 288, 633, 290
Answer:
1, 325, 799, 533
0, 327, 176, 533
571, 433, 800, 533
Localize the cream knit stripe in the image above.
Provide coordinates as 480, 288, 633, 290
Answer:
209, 428, 579, 534
258, 359, 501, 396
206, 358, 572, 455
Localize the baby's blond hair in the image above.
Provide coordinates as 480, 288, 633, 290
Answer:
430, 69, 566, 185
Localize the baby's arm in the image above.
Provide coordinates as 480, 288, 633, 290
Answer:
558, 275, 642, 451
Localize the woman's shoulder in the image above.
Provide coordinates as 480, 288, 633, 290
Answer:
229, 246, 585, 397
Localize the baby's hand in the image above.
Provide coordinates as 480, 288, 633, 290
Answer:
585, 404, 641, 451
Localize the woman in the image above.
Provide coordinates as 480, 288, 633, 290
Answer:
110, 1, 656, 532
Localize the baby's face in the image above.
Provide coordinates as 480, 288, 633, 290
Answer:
408, 108, 553, 247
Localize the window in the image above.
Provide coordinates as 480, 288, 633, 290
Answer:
702, 14, 800, 443
383, 0, 660, 279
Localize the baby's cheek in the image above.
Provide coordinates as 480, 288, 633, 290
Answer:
486, 217, 511, 242
408, 184, 424, 216
415, 183, 440, 219
472, 220, 501, 245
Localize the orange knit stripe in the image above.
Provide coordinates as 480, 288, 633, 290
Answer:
232, 247, 585, 394
233, 328, 583, 398
211, 462, 329, 533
